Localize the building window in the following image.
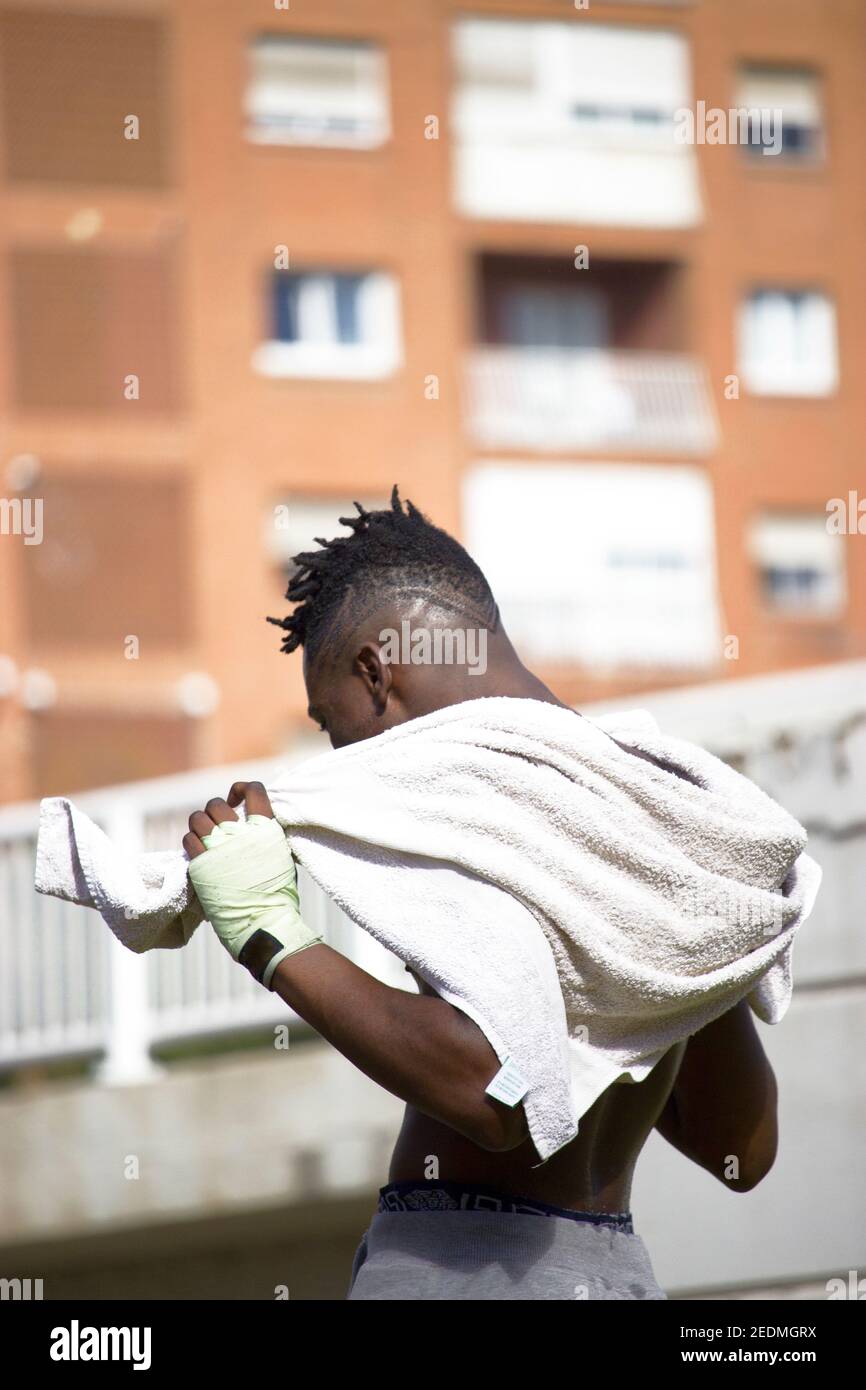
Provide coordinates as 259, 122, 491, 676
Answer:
11, 248, 185, 413
750, 513, 845, 616
246, 35, 389, 148
463, 463, 721, 670
20, 472, 193, 647
0, 10, 170, 187
497, 285, 610, 350
253, 270, 402, 379
738, 290, 838, 397
451, 19, 700, 228
469, 257, 715, 455
453, 20, 688, 137
736, 67, 824, 161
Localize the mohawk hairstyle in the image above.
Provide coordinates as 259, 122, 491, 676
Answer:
266, 485, 498, 661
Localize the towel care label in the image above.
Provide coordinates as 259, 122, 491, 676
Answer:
485, 1055, 530, 1107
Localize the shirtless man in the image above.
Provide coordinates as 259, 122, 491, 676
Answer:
183, 489, 778, 1299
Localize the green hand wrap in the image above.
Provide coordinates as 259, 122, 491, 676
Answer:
186, 814, 323, 989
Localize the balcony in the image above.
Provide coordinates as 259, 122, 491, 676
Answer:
465, 347, 718, 455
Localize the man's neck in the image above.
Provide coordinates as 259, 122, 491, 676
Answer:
412, 657, 570, 720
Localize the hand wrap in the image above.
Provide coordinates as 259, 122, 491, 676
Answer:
186, 814, 323, 989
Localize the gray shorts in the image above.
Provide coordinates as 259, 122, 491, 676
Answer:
346, 1206, 667, 1301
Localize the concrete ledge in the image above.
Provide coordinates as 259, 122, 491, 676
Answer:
0, 1040, 402, 1248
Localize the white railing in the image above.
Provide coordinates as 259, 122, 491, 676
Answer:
0, 759, 406, 1083
465, 348, 719, 454
496, 595, 720, 672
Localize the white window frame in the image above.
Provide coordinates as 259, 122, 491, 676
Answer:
253, 271, 402, 380
738, 289, 838, 397
452, 19, 691, 149
246, 35, 390, 149
450, 18, 701, 229
749, 512, 846, 617
735, 66, 824, 162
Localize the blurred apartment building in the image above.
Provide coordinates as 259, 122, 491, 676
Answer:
1, 0, 865, 803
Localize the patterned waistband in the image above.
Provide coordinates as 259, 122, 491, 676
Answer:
378, 1180, 634, 1233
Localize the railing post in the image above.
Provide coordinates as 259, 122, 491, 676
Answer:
94, 801, 163, 1086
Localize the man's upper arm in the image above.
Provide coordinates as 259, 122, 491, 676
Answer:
413, 965, 530, 1152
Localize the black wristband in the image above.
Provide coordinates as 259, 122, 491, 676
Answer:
238, 929, 287, 985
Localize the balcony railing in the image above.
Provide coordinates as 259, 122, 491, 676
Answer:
465, 348, 718, 455
0, 760, 406, 1084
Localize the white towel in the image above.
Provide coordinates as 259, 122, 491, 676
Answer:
34, 697, 822, 1163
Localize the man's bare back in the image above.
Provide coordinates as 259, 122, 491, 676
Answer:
390, 970, 688, 1212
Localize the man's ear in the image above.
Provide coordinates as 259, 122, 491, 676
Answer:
354, 640, 394, 712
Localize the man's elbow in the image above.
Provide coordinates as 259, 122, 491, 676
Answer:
716, 1124, 779, 1192
470, 1099, 530, 1153
725, 1148, 777, 1192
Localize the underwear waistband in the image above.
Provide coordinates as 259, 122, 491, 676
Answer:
377, 1180, 634, 1233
